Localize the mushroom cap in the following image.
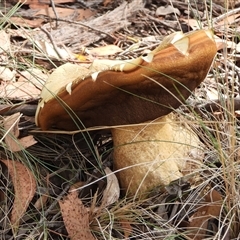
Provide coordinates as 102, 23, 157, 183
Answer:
36, 29, 217, 130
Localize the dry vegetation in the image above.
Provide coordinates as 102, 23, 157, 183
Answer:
0, 0, 240, 239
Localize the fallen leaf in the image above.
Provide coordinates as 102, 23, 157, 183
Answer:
119, 219, 133, 238
214, 34, 236, 50
103, 0, 113, 6
186, 189, 222, 240
18, 68, 48, 87
7, 28, 32, 41
1, 160, 37, 232
101, 167, 120, 207
59, 187, 95, 240
156, 5, 180, 16
35, 40, 74, 60
213, 0, 235, 8
236, 42, 240, 53
86, 45, 123, 57
3, 112, 37, 152
34, 194, 49, 210
0, 81, 41, 100
206, 86, 219, 101
34, 7, 95, 21
180, 18, 200, 30
10, 17, 44, 28
16, 0, 75, 5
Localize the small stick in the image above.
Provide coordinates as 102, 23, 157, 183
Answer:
0, 104, 37, 116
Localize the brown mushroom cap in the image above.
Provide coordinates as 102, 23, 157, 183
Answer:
36, 29, 217, 130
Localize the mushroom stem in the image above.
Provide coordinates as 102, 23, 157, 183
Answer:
112, 114, 203, 197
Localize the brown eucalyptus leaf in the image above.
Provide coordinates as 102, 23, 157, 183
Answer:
86, 45, 123, 57
186, 189, 222, 239
1, 80, 41, 100
3, 112, 37, 152
1, 160, 37, 232
156, 5, 180, 16
119, 219, 133, 238
59, 188, 95, 240
101, 167, 120, 207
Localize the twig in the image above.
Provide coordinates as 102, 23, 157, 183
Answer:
49, 17, 116, 41
145, 13, 179, 30
0, 104, 37, 116
39, 26, 64, 59
213, 6, 240, 23
49, 0, 59, 28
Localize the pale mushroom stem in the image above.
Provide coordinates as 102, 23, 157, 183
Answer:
112, 114, 203, 197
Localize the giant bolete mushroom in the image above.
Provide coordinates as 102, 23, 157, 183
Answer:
35, 29, 217, 197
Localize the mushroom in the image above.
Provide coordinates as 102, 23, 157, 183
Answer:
35, 29, 217, 197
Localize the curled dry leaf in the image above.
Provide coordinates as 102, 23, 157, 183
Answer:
1, 160, 37, 232
101, 167, 120, 207
59, 188, 95, 240
156, 5, 180, 16
10, 17, 44, 28
180, 18, 200, 30
3, 112, 37, 152
35, 40, 74, 60
86, 45, 123, 57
